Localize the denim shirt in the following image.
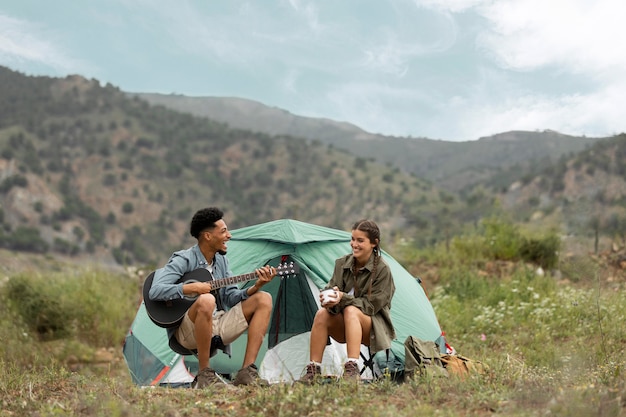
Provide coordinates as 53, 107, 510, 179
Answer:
148, 244, 250, 310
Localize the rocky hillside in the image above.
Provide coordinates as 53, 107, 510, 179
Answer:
498, 133, 626, 242
0, 66, 451, 266
1, 65, 623, 268
132, 93, 603, 193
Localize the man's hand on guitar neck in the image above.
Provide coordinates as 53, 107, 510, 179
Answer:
246, 265, 276, 296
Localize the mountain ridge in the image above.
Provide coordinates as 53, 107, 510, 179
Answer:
0, 66, 448, 265
1, 65, 624, 267
131, 92, 604, 192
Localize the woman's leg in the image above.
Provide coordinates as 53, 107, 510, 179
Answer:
311, 306, 372, 360
341, 306, 372, 359
309, 308, 344, 362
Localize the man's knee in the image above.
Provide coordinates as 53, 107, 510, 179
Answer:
249, 291, 272, 309
195, 293, 216, 317
242, 291, 272, 320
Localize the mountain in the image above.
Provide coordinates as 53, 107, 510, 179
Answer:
131, 93, 603, 193
499, 133, 626, 243
0, 66, 450, 266
1, 65, 623, 268
130, 93, 379, 142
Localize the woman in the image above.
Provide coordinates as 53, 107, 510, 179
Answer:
300, 219, 396, 383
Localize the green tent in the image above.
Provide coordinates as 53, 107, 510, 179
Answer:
123, 219, 444, 385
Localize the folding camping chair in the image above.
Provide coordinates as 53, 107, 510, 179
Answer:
168, 335, 232, 384
359, 346, 390, 379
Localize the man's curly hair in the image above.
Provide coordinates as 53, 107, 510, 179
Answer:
189, 207, 224, 239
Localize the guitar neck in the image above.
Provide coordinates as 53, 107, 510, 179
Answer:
211, 272, 258, 290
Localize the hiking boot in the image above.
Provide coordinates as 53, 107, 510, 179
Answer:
192, 367, 221, 389
342, 361, 360, 381
233, 364, 269, 386
298, 362, 322, 385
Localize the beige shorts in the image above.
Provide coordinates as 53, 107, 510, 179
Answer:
175, 303, 248, 350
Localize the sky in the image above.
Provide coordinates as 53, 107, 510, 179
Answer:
1, 0, 625, 141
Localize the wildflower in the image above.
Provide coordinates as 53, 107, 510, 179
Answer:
480, 333, 487, 341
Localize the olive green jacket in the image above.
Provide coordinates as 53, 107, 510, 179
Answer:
324, 253, 396, 352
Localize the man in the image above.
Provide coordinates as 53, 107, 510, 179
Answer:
148, 207, 276, 388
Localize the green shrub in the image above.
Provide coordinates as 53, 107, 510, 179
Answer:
0, 174, 28, 193
444, 217, 561, 270
0, 295, 43, 367
449, 234, 487, 265
2, 269, 138, 347
431, 263, 624, 370
1, 226, 49, 253
519, 235, 560, 269
559, 254, 600, 284
5, 275, 73, 340
481, 216, 522, 261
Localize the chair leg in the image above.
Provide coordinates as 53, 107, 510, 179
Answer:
359, 346, 375, 376
360, 347, 392, 379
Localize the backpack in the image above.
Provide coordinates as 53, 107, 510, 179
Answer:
372, 348, 405, 382
403, 336, 448, 380
440, 354, 487, 379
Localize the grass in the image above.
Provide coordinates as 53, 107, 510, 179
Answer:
1, 242, 625, 417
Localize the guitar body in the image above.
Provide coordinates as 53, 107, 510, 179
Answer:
142, 268, 213, 328
142, 262, 299, 328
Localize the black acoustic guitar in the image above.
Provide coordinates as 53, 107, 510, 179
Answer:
142, 261, 300, 328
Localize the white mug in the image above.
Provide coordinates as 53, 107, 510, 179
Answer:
320, 289, 338, 305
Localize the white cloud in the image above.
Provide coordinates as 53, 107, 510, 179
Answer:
2, 0, 623, 140
0, 17, 49, 65
0, 14, 93, 75
361, 33, 412, 77
282, 69, 300, 94
98, 0, 626, 141
452, 80, 626, 139
415, 0, 486, 13
155, 4, 259, 64
286, 0, 324, 33
478, 0, 626, 74
410, 0, 626, 139
415, 0, 626, 75
313, 80, 436, 136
